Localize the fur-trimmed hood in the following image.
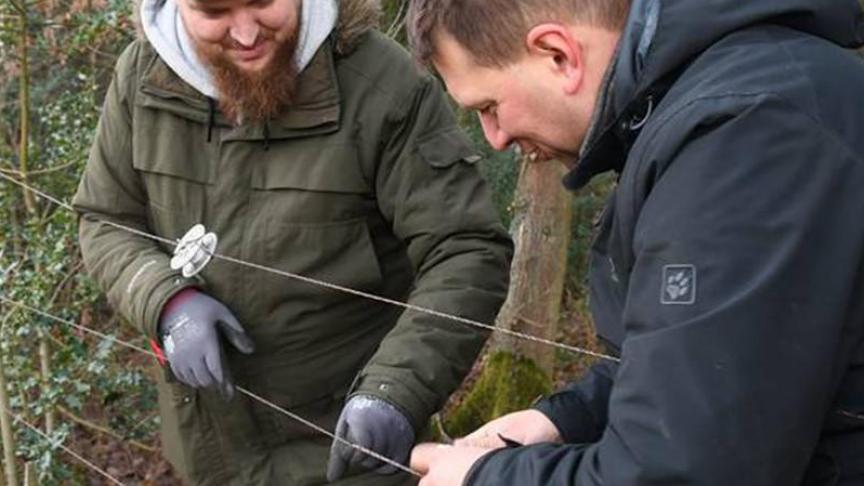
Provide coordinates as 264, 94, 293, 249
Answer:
334, 0, 381, 55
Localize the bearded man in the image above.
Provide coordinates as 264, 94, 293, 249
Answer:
72, 0, 512, 484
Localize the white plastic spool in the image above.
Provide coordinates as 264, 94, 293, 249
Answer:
170, 224, 218, 278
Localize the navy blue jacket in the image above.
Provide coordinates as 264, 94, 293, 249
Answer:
467, 0, 864, 484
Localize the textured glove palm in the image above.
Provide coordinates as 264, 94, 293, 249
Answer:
159, 289, 254, 400
326, 395, 415, 481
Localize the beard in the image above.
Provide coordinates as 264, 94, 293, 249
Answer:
195, 28, 300, 124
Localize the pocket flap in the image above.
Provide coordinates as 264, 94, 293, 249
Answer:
417, 128, 483, 168
251, 144, 370, 194
134, 156, 214, 184
131, 120, 214, 184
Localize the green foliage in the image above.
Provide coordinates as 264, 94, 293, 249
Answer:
462, 115, 520, 228
443, 352, 553, 437
0, 1, 149, 482
381, 0, 409, 46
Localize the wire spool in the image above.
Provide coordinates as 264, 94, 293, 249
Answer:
170, 224, 218, 278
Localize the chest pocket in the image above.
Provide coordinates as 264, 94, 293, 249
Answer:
131, 126, 214, 241
246, 142, 384, 319
249, 143, 372, 224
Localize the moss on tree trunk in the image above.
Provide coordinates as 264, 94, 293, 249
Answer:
443, 351, 553, 438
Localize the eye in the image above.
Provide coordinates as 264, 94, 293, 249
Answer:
480, 103, 498, 118
200, 7, 229, 18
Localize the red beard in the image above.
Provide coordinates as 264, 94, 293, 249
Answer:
195, 29, 300, 124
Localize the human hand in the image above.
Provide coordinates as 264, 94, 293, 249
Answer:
159, 289, 255, 399
326, 395, 415, 481
410, 443, 491, 486
454, 409, 562, 449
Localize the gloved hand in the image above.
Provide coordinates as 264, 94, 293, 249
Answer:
159, 289, 255, 400
326, 395, 415, 481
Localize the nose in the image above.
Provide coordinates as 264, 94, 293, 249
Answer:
478, 111, 511, 151
229, 10, 260, 48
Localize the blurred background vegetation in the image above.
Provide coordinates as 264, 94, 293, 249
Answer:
0, 1, 612, 483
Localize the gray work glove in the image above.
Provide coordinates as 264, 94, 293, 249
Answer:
326, 395, 415, 481
159, 289, 255, 400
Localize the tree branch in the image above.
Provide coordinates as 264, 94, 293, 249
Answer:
7, 0, 25, 15
0, 161, 78, 177
57, 406, 159, 454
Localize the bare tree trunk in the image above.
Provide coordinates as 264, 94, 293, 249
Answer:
443, 159, 573, 436
18, 6, 36, 215
38, 334, 54, 435
7, 200, 22, 259
495, 159, 572, 374
23, 462, 37, 486
0, 359, 17, 486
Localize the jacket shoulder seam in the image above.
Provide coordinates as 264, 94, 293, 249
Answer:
639, 91, 863, 169
337, 33, 429, 120
627, 92, 864, 221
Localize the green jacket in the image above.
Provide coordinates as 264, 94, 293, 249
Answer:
72, 4, 512, 484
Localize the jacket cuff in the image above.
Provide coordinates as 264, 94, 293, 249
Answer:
351, 368, 437, 433
463, 448, 507, 486
532, 390, 596, 444
140, 273, 201, 341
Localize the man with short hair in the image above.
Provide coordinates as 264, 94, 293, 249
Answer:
72, 0, 513, 484
407, 0, 864, 484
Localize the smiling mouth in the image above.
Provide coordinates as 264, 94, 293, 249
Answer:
234, 42, 270, 62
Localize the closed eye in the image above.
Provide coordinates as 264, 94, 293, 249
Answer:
479, 103, 498, 117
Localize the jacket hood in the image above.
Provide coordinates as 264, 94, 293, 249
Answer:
565, 0, 864, 189
136, 0, 380, 98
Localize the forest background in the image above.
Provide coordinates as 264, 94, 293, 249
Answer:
0, 0, 662, 483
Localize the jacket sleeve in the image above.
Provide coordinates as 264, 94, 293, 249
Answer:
72, 41, 199, 340
533, 360, 617, 444
466, 94, 864, 485
351, 75, 514, 430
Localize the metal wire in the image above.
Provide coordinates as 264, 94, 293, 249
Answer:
0, 171, 620, 477
0, 405, 127, 485
0, 297, 422, 477
0, 171, 619, 363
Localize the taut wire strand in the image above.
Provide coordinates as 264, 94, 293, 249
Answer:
0, 171, 619, 363
0, 405, 127, 485
0, 296, 422, 477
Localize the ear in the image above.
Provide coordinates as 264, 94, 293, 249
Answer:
525, 24, 584, 95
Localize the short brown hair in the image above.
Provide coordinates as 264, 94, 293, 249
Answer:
408, 0, 631, 67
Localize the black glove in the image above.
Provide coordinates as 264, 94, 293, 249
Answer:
326, 395, 415, 481
159, 289, 255, 400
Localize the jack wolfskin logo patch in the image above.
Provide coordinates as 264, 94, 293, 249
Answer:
662, 265, 696, 305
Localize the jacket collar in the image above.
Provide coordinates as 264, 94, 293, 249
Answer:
562, 0, 864, 190
563, 0, 660, 190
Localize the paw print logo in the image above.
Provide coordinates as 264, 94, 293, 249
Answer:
666, 271, 690, 300
661, 265, 696, 304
